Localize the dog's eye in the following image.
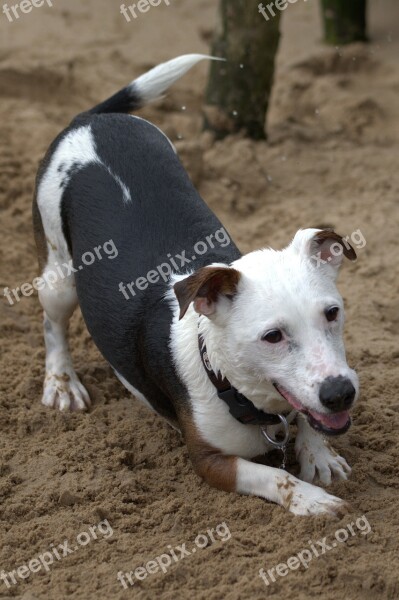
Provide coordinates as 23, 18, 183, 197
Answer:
325, 306, 339, 322
262, 330, 283, 344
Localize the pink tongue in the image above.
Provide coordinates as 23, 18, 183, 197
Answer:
309, 410, 349, 429
275, 386, 350, 430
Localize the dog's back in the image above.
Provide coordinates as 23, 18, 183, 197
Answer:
65, 113, 239, 415
33, 55, 240, 417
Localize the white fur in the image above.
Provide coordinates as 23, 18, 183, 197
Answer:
130, 54, 224, 105
37, 124, 130, 264
236, 459, 347, 516
295, 413, 351, 485
38, 125, 130, 226
37, 126, 101, 410
37, 125, 98, 271
40, 296, 90, 411
196, 231, 359, 418
168, 287, 296, 458
169, 229, 358, 515
104, 167, 131, 203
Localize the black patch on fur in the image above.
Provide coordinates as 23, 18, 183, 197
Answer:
59, 162, 83, 190
56, 114, 241, 420
88, 83, 142, 115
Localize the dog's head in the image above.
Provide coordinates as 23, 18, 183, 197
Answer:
174, 229, 359, 436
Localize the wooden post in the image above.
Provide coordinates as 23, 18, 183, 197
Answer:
205, 0, 281, 140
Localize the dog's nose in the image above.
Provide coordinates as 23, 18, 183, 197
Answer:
319, 376, 356, 412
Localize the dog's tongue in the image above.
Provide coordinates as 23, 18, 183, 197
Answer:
275, 385, 350, 431
308, 409, 349, 430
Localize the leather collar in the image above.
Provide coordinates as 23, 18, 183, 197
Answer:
198, 334, 282, 426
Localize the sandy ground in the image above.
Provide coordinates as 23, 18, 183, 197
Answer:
1, 0, 399, 598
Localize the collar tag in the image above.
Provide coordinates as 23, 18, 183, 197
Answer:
261, 414, 290, 469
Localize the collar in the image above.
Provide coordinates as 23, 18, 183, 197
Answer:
198, 333, 282, 426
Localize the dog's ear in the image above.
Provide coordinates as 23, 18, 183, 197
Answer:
311, 229, 357, 265
291, 228, 356, 276
174, 266, 241, 320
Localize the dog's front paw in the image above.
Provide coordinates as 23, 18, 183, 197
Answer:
297, 438, 351, 486
287, 479, 349, 517
42, 369, 90, 411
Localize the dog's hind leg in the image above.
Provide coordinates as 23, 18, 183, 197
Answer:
33, 183, 90, 412
39, 273, 90, 412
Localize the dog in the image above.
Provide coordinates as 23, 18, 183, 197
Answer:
33, 54, 359, 516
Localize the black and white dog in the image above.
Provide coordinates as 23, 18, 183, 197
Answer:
33, 55, 359, 516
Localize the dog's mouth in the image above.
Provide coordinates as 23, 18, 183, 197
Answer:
274, 383, 351, 436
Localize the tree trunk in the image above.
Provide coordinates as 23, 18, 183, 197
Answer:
205, 0, 281, 140
321, 0, 368, 45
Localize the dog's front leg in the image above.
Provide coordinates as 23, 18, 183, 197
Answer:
181, 413, 348, 517
295, 413, 351, 485
235, 459, 350, 516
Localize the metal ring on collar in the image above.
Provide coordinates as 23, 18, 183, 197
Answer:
261, 413, 290, 448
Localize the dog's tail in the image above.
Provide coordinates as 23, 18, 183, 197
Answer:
88, 54, 222, 115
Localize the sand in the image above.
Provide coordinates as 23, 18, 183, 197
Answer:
0, 0, 399, 598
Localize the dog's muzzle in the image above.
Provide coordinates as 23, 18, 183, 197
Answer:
274, 382, 353, 436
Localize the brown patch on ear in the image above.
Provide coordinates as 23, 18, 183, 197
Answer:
174, 266, 241, 320
313, 229, 357, 261
178, 410, 237, 492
